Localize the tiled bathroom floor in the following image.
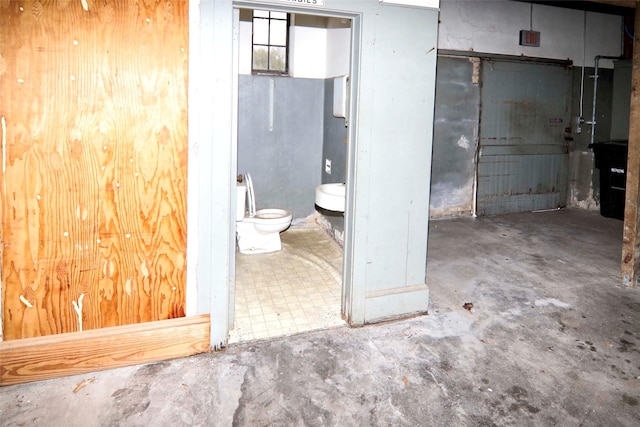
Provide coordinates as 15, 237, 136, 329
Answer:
229, 224, 346, 343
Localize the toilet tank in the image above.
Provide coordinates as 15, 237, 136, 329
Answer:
236, 182, 247, 221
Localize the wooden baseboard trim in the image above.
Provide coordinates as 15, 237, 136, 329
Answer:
0, 315, 210, 386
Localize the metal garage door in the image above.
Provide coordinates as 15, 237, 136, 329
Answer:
477, 59, 571, 216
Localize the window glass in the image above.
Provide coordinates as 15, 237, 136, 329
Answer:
270, 19, 287, 46
269, 47, 287, 72
252, 10, 288, 74
253, 46, 268, 70
253, 18, 269, 45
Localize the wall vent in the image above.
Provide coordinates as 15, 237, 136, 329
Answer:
519, 30, 540, 47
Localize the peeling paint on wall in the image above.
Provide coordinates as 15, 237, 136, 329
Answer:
430, 56, 479, 218
456, 135, 471, 150
469, 57, 480, 85
568, 150, 599, 211
429, 178, 475, 218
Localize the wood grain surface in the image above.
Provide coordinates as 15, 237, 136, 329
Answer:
622, 4, 640, 284
0, 0, 189, 340
0, 314, 210, 386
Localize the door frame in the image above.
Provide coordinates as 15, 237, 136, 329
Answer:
199, 0, 439, 347
228, 4, 359, 334
198, 0, 362, 347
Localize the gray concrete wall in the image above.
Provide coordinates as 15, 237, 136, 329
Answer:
430, 56, 479, 218
568, 66, 615, 210
611, 59, 632, 141
573, 66, 614, 151
237, 75, 324, 221
428, 60, 620, 216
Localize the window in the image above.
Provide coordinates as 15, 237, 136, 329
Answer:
252, 10, 289, 74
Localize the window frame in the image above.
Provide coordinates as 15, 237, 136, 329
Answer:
251, 10, 290, 75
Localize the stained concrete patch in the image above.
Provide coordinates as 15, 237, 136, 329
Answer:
534, 298, 572, 308
420, 310, 473, 338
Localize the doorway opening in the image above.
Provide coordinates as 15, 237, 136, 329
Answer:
229, 6, 355, 343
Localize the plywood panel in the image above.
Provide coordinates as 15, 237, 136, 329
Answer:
0, 1, 188, 340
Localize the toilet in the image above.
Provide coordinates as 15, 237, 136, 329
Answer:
236, 173, 292, 254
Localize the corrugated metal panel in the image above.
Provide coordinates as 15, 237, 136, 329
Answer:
477, 60, 571, 216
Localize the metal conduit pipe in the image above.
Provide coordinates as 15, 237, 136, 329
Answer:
588, 55, 624, 147
579, 12, 587, 124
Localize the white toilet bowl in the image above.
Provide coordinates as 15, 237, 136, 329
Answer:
236, 174, 292, 254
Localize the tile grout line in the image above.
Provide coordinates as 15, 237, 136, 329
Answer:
230, 227, 345, 344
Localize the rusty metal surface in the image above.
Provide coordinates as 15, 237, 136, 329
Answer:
430, 56, 480, 218
477, 60, 571, 215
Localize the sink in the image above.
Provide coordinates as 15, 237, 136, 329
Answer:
315, 183, 346, 212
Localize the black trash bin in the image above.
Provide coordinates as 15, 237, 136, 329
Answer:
589, 140, 628, 220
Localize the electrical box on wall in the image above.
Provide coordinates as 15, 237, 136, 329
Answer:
519, 30, 540, 47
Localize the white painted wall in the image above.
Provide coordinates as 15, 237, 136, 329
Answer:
326, 27, 351, 77
239, 20, 253, 75
439, 0, 622, 68
290, 25, 328, 78
239, 1, 623, 78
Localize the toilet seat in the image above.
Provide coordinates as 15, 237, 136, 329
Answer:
245, 173, 256, 217
236, 173, 292, 254
250, 208, 291, 221
244, 174, 291, 224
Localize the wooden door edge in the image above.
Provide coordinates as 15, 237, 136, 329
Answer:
0, 315, 211, 386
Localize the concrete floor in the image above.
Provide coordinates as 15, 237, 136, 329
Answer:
2, 209, 640, 426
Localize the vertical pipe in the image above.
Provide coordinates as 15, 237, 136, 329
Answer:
579, 11, 586, 120
590, 56, 601, 147
589, 55, 622, 147
268, 77, 275, 131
